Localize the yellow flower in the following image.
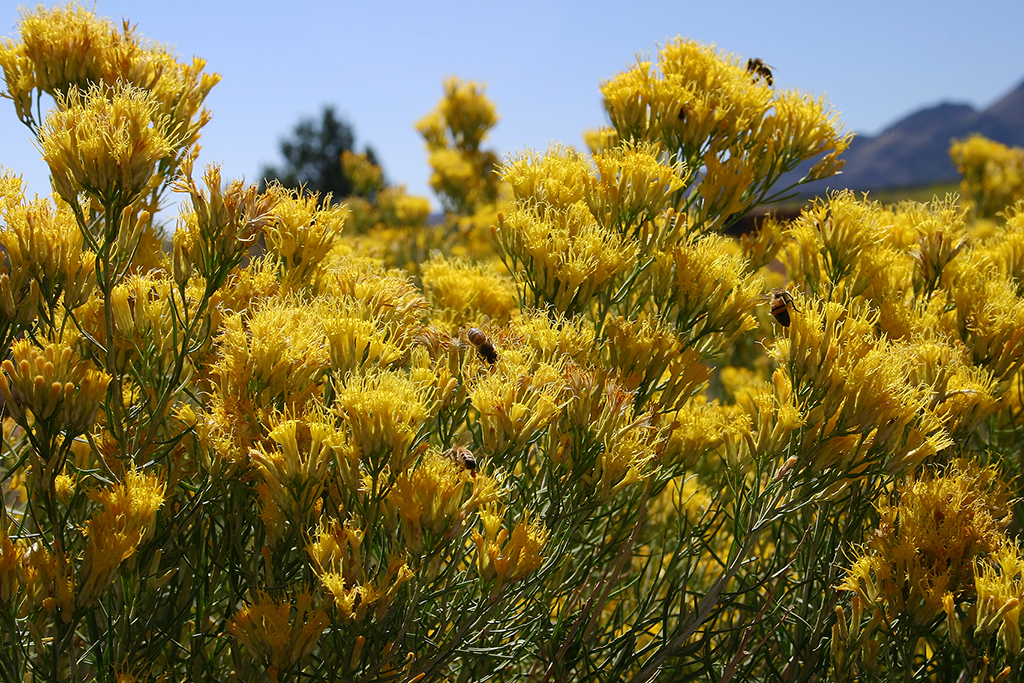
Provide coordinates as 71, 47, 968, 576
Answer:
582, 127, 620, 155
333, 369, 433, 472
39, 82, 178, 210
53, 469, 76, 506
173, 159, 281, 286
838, 460, 1011, 627
894, 340, 1000, 441
784, 192, 890, 299
972, 543, 1024, 656
73, 271, 182, 375
586, 140, 688, 243
658, 400, 741, 470
550, 371, 658, 498
896, 195, 971, 296
386, 450, 503, 551
212, 295, 331, 414
341, 150, 385, 197
313, 295, 410, 376
421, 255, 517, 332
0, 3, 115, 102
0, 513, 26, 604
228, 591, 328, 679
0, 338, 111, 435
509, 308, 597, 367
316, 252, 430, 341
646, 233, 763, 354
0, 175, 94, 313
22, 541, 75, 618
762, 88, 851, 179
469, 352, 566, 459
0, 3, 219, 158
950, 134, 1024, 219
600, 37, 849, 231
255, 482, 286, 547
416, 77, 501, 215
605, 313, 711, 411
495, 201, 637, 317
78, 467, 166, 607
265, 189, 349, 288
307, 519, 414, 622
945, 259, 1024, 383
250, 410, 344, 519
992, 202, 1024, 295
502, 144, 593, 211
472, 505, 549, 592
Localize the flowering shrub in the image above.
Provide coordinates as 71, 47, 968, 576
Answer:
0, 4, 1022, 682
950, 133, 1024, 220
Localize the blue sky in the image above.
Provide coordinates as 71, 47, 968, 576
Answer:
2, 0, 1023, 208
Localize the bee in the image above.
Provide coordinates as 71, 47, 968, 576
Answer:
443, 446, 478, 477
768, 290, 799, 327
466, 327, 498, 364
746, 58, 774, 86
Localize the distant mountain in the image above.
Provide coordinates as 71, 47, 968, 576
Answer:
795, 78, 1024, 195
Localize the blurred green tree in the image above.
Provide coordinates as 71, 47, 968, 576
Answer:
261, 105, 381, 201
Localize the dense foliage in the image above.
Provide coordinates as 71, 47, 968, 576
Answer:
1, 4, 1023, 682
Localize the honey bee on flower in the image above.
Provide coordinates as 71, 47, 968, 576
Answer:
466, 327, 498, 364
746, 58, 774, 86
442, 446, 478, 477
765, 289, 799, 327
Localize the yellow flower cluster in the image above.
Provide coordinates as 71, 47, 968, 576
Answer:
316, 295, 410, 376
333, 369, 434, 473
785, 192, 893, 300
509, 308, 597, 367
0, 172, 94, 325
0, 2, 218, 151
228, 591, 328, 681
341, 150, 385, 198
417, 77, 502, 216
496, 201, 638, 316
265, 190, 349, 289
836, 461, 1015, 667
960, 542, 1024, 657
420, 255, 517, 331
39, 82, 178, 210
600, 38, 850, 232
468, 349, 565, 460
472, 505, 549, 594
548, 368, 658, 500
78, 468, 165, 607
73, 272, 183, 378
991, 204, 1024, 294
386, 450, 503, 552
764, 298, 951, 476
306, 520, 414, 622
0, 510, 25, 605
0, 338, 110, 436
250, 411, 345, 520
646, 234, 764, 354
173, 159, 281, 287
585, 141, 688, 246
950, 134, 1024, 219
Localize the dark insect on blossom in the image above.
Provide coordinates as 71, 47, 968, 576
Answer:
467, 327, 498, 364
443, 446, 478, 476
746, 58, 774, 86
768, 289, 799, 327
